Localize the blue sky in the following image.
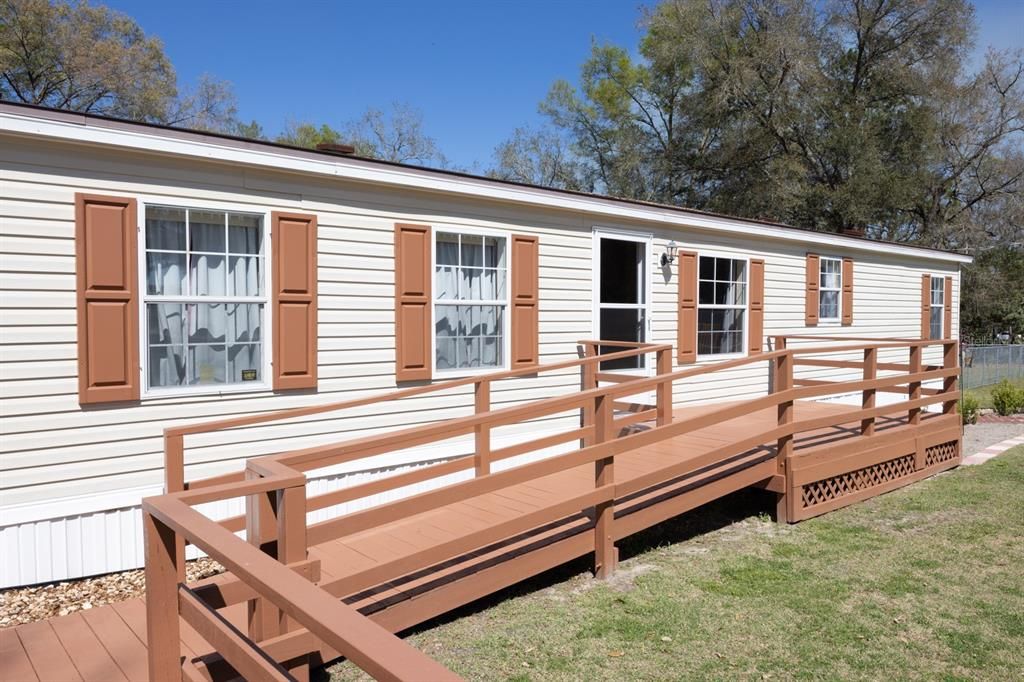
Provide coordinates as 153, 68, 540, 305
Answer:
106, 0, 1023, 170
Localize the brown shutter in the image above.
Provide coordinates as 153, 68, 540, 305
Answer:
394, 223, 432, 382
677, 251, 698, 364
748, 258, 765, 355
75, 193, 139, 404
920, 274, 931, 339
272, 212, 318, 390
841, 258, 854, 326
943, 276, 952, 339
804, 253, 819, 326
510, 234, 539, 368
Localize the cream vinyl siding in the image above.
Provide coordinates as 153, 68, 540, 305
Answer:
1, 133, 960, 585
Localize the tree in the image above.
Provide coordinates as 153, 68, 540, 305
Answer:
276, 121, 342, 148
274, 103, 449, 168
341, 102, 447, 166
0, 0, 238, 131
488, 125, 590, 191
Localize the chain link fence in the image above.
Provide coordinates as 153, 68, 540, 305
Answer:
961, 344, 1024, 390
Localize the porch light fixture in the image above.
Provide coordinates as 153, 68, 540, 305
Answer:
661, 240, 678, 267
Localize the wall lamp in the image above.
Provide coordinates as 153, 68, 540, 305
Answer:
661, 240, 678, 267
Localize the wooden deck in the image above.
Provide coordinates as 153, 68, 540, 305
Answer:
0, 399, 959, 681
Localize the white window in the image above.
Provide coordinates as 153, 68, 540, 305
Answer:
930, 277, 944, 339
143, 206, 266, 392
434, 231, 508, 372
698, 255, 747, 356
819, 257, 842, 322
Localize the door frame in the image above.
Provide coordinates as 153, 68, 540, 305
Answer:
591, 227, 654, 374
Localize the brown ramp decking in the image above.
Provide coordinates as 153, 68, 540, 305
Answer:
0, 400, 961, 681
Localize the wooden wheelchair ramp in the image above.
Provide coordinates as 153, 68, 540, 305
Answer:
1, 338, 963, 681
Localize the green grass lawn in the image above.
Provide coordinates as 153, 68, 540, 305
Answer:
328, 448, 1024, 681
964, 378, 1024, 409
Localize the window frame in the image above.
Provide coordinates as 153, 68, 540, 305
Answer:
136, 199, 273, 399
695, 250, 750, 360
430, 224, 513, 378
818, 256, 843, 324
929, 274, 945, 340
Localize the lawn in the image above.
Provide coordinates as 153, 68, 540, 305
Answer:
328, 447, 1024, 681
964, 377, 1024, 409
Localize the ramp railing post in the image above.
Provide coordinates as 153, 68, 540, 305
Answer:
163, 432, 186, 582
862, 347, 877, 436
143, 509, 182, 682
580, 343, 598, 447
909, 345, 922, 425
474, 378, 491, 476
277, 479, 310, 681
246, 472, 280, 642
593, 393, 616, 578
656, 346, 672, 427
942, 341, 958, 416
774, 349, 794, 524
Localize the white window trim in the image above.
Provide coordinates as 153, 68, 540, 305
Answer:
430, 224, 513, 378
696, 250, 750, 361
591, 227, 654, 375
929, 274, 945, 340
136, 198, 273, 399
818, 256, 842, 324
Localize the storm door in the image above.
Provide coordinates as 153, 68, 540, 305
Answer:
594, 232, 651, 371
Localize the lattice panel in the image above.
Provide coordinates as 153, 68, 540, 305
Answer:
801, 454, 916, 508
924, 440, 958, 467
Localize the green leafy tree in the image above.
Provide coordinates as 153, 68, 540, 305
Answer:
0, 0, 238, 131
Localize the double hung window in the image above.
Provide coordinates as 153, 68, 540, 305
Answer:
434, 232, 508, 371
697, 256, 747, 356
144, 206, 266, 391
929, 277, 944, 339
819, 257, 842, 322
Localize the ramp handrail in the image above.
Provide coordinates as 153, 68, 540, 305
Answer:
146, 337, 959, 680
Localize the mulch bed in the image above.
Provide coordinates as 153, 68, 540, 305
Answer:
0, 558, 223, 629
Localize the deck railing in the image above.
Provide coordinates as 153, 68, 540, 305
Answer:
146, 337, 959, 680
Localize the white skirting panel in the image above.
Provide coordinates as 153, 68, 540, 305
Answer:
0, 426, 578, 588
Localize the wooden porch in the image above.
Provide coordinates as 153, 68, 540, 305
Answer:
1, 338, 962, 681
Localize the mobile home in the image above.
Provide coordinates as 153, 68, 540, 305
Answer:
0, 102, 969, 587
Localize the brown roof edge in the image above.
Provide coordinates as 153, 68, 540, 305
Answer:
0, 100, 969, 261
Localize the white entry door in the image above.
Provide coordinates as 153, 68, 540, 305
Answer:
593, 230, 652, 372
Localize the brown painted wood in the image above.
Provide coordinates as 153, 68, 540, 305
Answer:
510, 234, 540, 368
862, 347, 877, 436
75, 193, 139, 405
143, 510, 182, 682
50, 612, 129, 682
677, 251, 698, 363
749, 258, 765, 354
81, 606, 150, 682
474, 379, 491, 476
805, 253, 820, 326
0, 630, 39, 682
841, 258, 854, 325
593, 394, 616, 578
271, 211, 318, 391
11, 620, 79, 681
179, 586, 292, 682
394, 223, 432, 382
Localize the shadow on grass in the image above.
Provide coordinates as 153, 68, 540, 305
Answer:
405, 487, 773, 636
314, 488, 775, 679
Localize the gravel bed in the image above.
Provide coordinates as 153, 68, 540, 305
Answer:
963, 421, 1024, 457
0, 557, 223, 629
